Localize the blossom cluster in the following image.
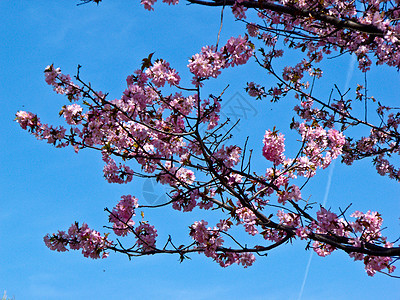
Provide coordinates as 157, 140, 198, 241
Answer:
312, 208, 395, 276
254, 1, 400, 70
145, 59, 181, 87
45, 64, 81, 101
135, 222, 158, 252
102, 152, 134, 184
15, 29, 399, 274
262, 129, 285, 165
190, 220, 256, 267
140, 0, 178, 11
109, 195, 139, 236
260, 124, 343, 206
293, 93, 400, 182
171, 189, 198, 212
263, 123, 346, 178
236, 206, 258, 236
43, 222, 112, 259
15, 111, 67, 148
213, 145, 242, 168
258, 125, 395, 275
188, 36, 254, 86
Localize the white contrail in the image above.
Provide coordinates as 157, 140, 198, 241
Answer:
345, 56, 356, 92
297, 55, 356, 300
297, 163, 335, 300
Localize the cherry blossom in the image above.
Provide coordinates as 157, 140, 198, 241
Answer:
15, 0, 400, 277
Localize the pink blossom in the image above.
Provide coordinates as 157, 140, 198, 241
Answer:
246, 82, 265, 98
236, 207, 258, 236
198, 188, 215, 210
44, 222, 112, 259
262, 228, 285, 243
246, 23, 259, 37
313, 241, 335, 257
277, 184, 301, 205
109, 195, 139, 236
102, 152, 134, 184
350, 210, 383, 242
214, 145, 242, 168
349, 238, 365, 261
145, 59, 180, 87
216, 219, 232, 231
172, 190, 198, 212
15, 111, 37, 130
188, 36, 253, 84
44, 65, 81, 101
197, 97, 221, 130
176, 167, 195, 185
135, 222, 158, 252
295, 226, 310, 240
223, 35, 254, 67
277, 210, 300, 227
188, 46, 225, 80
364, 256, 395, 276
190, 220, 210, 245
227, 173, 243, 184
61, 104, 83, 125
262, 129, 285, 165
238, 252, 256, 268
162, 0, 179, 5
15, 111, 68, 148
190, 220, 224, 258
232, 0, 247, 20
141, 0, 156, 10
44, 231, 68, 252
317, 207, 339, 232
44, 64, 61, 85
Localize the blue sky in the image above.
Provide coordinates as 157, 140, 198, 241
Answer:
1, 1, 399, 299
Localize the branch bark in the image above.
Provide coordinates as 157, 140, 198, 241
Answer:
188, 0, 386, 37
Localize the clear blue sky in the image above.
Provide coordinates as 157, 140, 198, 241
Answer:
1, 1, 399, 299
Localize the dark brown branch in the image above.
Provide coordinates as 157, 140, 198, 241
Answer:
187, 0, 387, 37
312, 233, 400, 257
